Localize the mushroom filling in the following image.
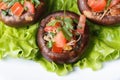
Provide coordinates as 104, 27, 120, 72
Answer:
43, 16, 82, 53
87, 0, 120, 19
0, 0, 40, 17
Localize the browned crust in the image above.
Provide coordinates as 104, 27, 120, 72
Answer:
0, 0, 45, 27
77, 0, 120, 25
37, 11, 89, 64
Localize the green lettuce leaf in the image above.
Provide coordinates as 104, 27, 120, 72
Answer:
0, 22, 39, 59
0, 0, 120, 76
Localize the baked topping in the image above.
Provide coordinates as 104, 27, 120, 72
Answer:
0, 0, 40, 16
43, 15, 85, 53
87, 0, 120, 19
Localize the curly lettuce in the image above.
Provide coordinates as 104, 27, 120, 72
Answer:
0, 22, 39, 59
0, 0, 120, 76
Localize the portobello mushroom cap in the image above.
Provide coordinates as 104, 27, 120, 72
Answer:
0, 0, 45, 27
37, 11, 89, 64
77, 0, 120, 25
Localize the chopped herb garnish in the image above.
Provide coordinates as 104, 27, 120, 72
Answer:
62, 26, 73, 41
1, 9, 9, 16
46, 20, 58, 26
1, 10, 7, 16
46, 40, 53, 48
56, 27, 62, 32
63, 17, 73, 30
55, 16, 61, 20
106, 0, 112, 9
49, 32, 56, 37
61, 17, 74, 41
73, 18, 79, 24
24, 7, 28, 11
46, 19, 61, 27
31, 0, 40, 8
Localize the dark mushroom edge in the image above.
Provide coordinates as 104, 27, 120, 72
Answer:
77, 0, 120, 25
37, 11, 89, 64
0, 0, 45, 27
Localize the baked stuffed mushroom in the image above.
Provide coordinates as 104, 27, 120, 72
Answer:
78, 0, 120, 25
37, 11, 89, 64
0, 0, 45, 27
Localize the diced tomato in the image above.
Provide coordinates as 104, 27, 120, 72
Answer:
24, 1, 35, 14
0, 2, 8, 10
10, 2, 24, 16
54, 31, 67, 48
44, 26, 56, 32
77, 15, 86, 34
52, 44, 63, 53
109, 0, 120, 8
55, 22, 61, 27
87, 0, 107, 12
44, 22, 61, 32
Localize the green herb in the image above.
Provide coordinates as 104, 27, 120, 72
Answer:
46, 40, 53, 48
1, 9, 9, 16
49, 32, 56, 37
64, 17, 73, 30
47, 19, 61, 27
61, 17, 74, 41
46, 32, 55, 48
24, 7, 28, 11
62, 26, 72, 41
2, 0, 23, 7
63, 0, 68, 12
55, 16, 61, 20
61, 0, 74, 41
1, 10, 7, 16
73, 18, 78, 24
106, 0, 112, 9
46, 20, 57, 26
20, 0, 24, 5
31, 0, 40, 8
56, 27, 62, 32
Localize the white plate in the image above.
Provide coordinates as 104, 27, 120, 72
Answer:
0, 58, 120, 80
